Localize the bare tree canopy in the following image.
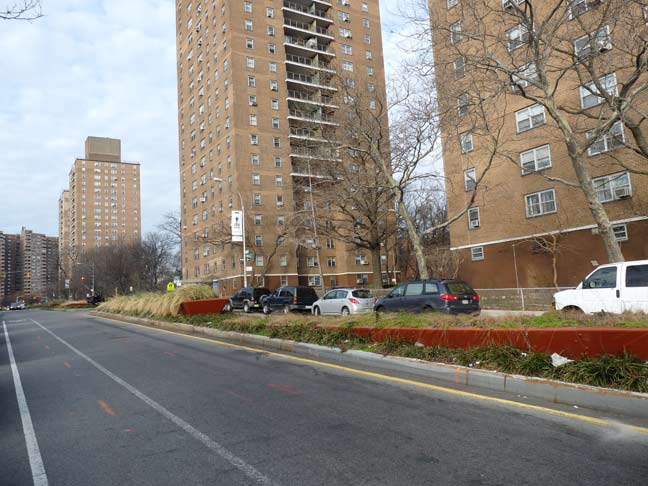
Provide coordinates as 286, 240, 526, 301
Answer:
1, 1, 42, 20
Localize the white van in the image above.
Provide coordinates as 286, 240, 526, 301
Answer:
554, 260, 648, 314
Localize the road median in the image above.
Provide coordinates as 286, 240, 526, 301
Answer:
91, 311, 648, 419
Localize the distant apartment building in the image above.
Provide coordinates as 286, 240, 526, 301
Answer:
0, 228, 58, 303
174, 0, 391, 292
429, 0, 648, 288
58, 137, 142, 279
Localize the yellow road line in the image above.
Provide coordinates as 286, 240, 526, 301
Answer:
92, 314, 648, 435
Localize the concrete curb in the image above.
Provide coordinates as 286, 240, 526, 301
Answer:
90, 311, 648, 419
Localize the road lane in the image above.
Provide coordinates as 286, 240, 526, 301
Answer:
3, 309, 648, 486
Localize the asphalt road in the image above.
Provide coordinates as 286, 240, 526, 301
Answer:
2, 309, 648, 486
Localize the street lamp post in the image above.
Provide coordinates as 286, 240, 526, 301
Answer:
214, 178, 248, 287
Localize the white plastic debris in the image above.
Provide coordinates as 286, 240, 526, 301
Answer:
551, 352, 574, 367
414, 342, 424, 348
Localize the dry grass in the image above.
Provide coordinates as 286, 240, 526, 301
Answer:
98, 285, 217, 316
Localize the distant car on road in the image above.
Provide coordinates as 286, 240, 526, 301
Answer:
312, 288, 374, 316
554, 260, 648, 314
86, 294, 104, 305
262, 286, 319, 314
374, 280, 480, 315
9, 302, 25, 310
224, 287, 271, 313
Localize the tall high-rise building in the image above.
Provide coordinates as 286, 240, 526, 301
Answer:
174, 0, 390, 292
429, 0, 648, 288
58, 137, 142, 275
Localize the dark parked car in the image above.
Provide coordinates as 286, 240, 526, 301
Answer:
262, 286, 320, 314
374, 280, 480, 315
225, 287, 271, 313
86, 294, 104, 305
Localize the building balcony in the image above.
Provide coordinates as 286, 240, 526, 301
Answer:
283, 17, 335, 40
289, 127, 338, 144
286, 71, 337, 91
290, 146, 341, 161
282, 1, 333, 23
285, 54, 335, 73
287, 89, 338, 108
284, 35, 335, 57
288, 108, 339, 125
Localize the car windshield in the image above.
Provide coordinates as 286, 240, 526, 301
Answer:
352, 289, 372, 299
446, 282, 475, 294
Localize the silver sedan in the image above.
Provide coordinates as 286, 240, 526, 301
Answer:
312, 288, 374, 316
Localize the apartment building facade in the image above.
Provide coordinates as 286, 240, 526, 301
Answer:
0, 229, 58, 303
175, 0, 391, 292
430, 0, 648, 289
58, 137, 142, 281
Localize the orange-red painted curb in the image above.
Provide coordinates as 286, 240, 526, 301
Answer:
343, 326, 648, 360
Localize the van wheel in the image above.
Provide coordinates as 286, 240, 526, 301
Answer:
313, 306, 321, 316
283, 305, 291, 315
243, 302, 251, 313
263, 304, 271, 315
341, 307, 350, 316
561, 306, 583, 314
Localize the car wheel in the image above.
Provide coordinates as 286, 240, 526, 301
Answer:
313, 306, 321, 316
375, 306, 385, 313
561, 306, 584, 314
243, 302, 251, 313
263, 304, 271, 315
422, 306, 434, 313
223, 302, 232, 312
283, 305, 291, 315
341, 307, 350, 316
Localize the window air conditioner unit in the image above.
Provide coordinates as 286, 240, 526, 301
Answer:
614, 187, 631, 199
200, 197, 207, 203
250, 101, 257, 106
470, 220, 480, 229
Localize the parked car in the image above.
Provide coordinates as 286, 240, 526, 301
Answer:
373, 280, 480, 315
224, 287, 271, 313
554, 260, 648, 314
262, 286, 319, 314
86, 294, 104, 305
312, 288, 374, 316
9, 302, 25, 310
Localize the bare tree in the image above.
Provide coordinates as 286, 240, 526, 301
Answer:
423, 0, 648, 263
1, 0, 42, 20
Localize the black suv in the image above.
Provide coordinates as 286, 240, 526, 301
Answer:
374, 280, 480, 315
225, 287, 271, 313
262, 286, 319, 314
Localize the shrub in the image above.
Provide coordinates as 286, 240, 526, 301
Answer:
98, 285, 217, 316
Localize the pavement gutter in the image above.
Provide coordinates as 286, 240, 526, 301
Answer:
89, 311, 648, 419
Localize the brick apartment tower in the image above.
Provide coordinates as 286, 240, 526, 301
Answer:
174, 0, 390, 292
429, 0, 648, 289
58, 137, 142, 282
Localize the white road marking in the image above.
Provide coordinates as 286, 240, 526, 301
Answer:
2, 320, 49, 486
29, 318, 275, 486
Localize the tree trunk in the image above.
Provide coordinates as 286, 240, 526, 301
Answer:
398, 200, 429, 279
571, 155, 625, 263
370, 246, 383, 289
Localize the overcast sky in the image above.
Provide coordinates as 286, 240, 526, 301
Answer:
0, 0, 407, 237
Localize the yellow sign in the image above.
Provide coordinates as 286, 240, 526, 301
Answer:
166, 282, 176, 292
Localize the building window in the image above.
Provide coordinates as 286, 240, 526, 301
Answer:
246, 38, 254, 49
275, 175, 283, 186
326, 238, 335, 249
574, 26, 611, 59
256, 255, 264, 266
355, 254, 368, 266
356, 274, 369, 284
267, 25, 275, 36
464, 168, 476, 191
516, 104, 545, 132
327, 256, 337, 267
255, 235, 263, 246
269, 61, 277, 72
338, 11, 350, 22
468, 207, 480, 229
580, 73, 617, 109
341, 60, 354, 72
362, 2, 369, 12
341, 44, 352, 55
593, 172, 631, 203
512, 62, 538, 89
308, 275, 322, 287
244, 1, 252, 13
453, 57, 465, 79
272, 118, 280, 129
253, 193, 262, 205
268, 43, 276, 54
460, 132, 473, 153
447, 0, 459, 7
248, 94, 257, 106
254, 214, 263, 225
457, 94, 469, 117
307, 256, 319, 267
365, 50, 372, 60
274, 156, 282, 167
250, 153, 260, 165
252, 174, 261, 185
363, 18, 369, 28
245, 19, 253, 31
450, 21, 463, 44
271, 99, 279, 110
613, 224, 628, 242
364, 34, 371, 44
250, 134, 259, 145
520, 145, 551, 174
570, 0, 602, 19
507, 24, 529, 51
273, 137, 281, 148
525, 189, 557, 217
247, 75, 256, 87
367, 66, 374, 76
471, 246, 484, 261
246, 57, 255, 68
587, 121, 624, 156
270, 80, 278, 91
276, 195, 284, 207
249, 114, 257, 126
339, 27, 352, 38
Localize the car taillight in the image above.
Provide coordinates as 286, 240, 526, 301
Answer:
473, 294, 480, 301
348, 297, 360, 304
293, 297, 298, 304
440, 293, 458, 301
250, 297, 255, 302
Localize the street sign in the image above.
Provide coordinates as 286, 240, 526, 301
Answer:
166, 282, 176, 292
245, 266, 253, 272
231, 210, 243, 242
64, 279, 70, 290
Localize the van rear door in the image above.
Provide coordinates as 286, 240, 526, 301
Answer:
622, 263, 648, 313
